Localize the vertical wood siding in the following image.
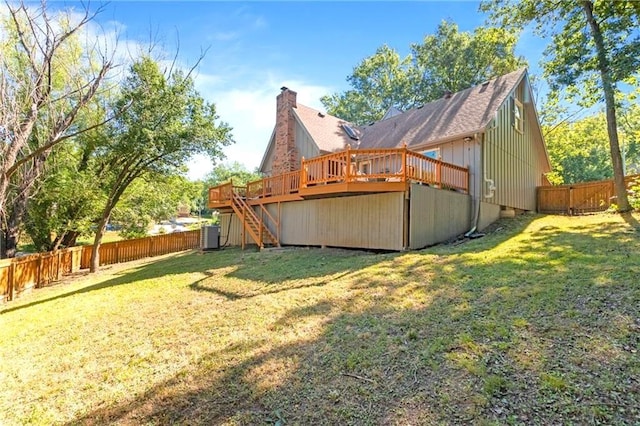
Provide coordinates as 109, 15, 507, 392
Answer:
295, 121, 320, 162
409, 184, 471, 249
219, 213, 245, 247
277, 192, 405, 250
222, 193, 406, 250
433, 138, 481, 202
483, 80, 545, 211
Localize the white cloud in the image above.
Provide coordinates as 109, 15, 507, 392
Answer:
189, 74, 332, 180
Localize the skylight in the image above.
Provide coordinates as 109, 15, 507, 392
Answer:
342, 123, 359, 140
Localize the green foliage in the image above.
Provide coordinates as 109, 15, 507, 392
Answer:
0, 3, 113, 257
628, 177, 640, 211
481, 1, 640, 98
108, 57, 233, 177
544, 114, 613, 184
321, 20, 525, 125
412, 21, 525, 101
86, 56, 233, 270
204, 161, 262, 187
482, 0, 640, 210
112, 176, 202, 239
321, 45, 419, 125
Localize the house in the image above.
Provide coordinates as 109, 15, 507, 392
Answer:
209, 68, 551, 250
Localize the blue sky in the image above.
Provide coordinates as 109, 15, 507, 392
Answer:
65, 1, 546, 179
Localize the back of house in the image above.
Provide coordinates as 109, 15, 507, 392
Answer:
210, 68, 550, 250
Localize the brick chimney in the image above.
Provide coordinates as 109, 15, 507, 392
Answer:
272, 87, 298, 175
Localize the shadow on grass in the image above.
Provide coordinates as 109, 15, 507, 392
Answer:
1, 249, 239, 315
68, 214, 640, 424
1, 247, 383, 314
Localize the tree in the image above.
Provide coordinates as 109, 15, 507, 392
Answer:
321, 20, 525, 125
412, 21, 524, 102
88, 57, 232, 272
482, 0, 640, 211
321, 45, 418, 125
0, 1, 114, 257
544, 114, 614, 185
204, 162, 262, 187
112, 176, 202, 239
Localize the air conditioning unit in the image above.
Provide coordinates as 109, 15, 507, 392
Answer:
200, 225, 220, 250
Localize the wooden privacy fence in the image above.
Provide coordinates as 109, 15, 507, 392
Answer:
537, 174, 640, 215
1, 230, 201, 303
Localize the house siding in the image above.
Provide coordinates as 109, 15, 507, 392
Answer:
294, 118, 321, 164
261, 139, 275, 175
267, 192, 405, 250
219, 213, 245, 247
221, 193, 405, 250
409, 184, 471, 249
483, 80, 545, 211
261, 115, 321, 175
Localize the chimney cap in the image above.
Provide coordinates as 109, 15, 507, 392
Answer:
280, 86, 288, 91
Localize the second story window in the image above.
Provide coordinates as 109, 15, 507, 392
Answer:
514, 98, 524, 133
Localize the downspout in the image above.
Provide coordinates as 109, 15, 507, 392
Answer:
465, 131, 495, 237
483, 131, 496, 199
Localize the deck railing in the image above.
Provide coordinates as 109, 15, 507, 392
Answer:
247, 170, 300, 199
208, 146, 469, 207
209, 181, 233, 205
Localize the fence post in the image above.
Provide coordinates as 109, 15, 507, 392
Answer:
8, 262, 15, 301
114, 242, 120, 264
56, 251, 62, 281
148, 237, 154, 258
568, 187, 574, 216
36, 255, 42, 288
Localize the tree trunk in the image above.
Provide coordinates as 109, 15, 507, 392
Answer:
90, 212, 110, 273
61, 230, 80, 248
582, 0, 631, 212
2, 187, 30, 258
0, 155, 46, 258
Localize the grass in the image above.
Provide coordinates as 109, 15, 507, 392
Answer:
1, 213, 639, 425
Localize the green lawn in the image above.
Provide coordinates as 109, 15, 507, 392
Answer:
1, 213, 639, 425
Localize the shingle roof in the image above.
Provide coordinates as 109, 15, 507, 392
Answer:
357, 68, 527, 149
293, 104, 358, 153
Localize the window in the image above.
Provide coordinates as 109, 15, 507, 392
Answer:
342, 123, 359, 141
514, 98, 524, 133
423, 148, 440, 160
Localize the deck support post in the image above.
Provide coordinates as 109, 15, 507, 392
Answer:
259, 207, 264, 248
241, 204, 246, 250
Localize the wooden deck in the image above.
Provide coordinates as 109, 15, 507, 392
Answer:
209, 146, 469, 209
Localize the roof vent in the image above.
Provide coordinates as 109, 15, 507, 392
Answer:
443, 90, 453, 99
342, 123, 359, 141
318, 112, 325, 118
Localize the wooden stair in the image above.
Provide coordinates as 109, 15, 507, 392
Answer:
230, 191, 279, 248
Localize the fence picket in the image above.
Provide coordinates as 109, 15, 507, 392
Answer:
1, 230, 201, 303
537, 174, 639, 214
